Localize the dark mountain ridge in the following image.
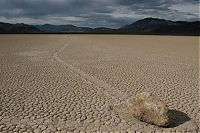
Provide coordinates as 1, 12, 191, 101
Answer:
35, 24, 116, 33
0, 18, 199, 35
35, 24, 93, 32
0, 22, 41, 33
118, 18, 200, 35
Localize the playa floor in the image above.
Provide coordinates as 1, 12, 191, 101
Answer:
0, 35, 199, 132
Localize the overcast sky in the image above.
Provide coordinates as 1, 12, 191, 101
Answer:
0, 0, 199, 28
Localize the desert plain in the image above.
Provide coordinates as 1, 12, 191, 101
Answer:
0, 35, 199, 133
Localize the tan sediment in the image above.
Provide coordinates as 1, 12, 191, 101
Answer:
0, 35, 199, 132
52, 37, 127, 104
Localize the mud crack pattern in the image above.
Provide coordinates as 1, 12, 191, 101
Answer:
0, 35, 199, 133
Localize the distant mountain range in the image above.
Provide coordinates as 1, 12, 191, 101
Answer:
0, 18, 199, 35
0, 22, 40, 33
118, 18, 200, 35
35, 24, 91, 32
35, 24, 115, 33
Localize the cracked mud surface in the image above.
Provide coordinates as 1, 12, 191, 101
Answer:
0, 35, 199, 133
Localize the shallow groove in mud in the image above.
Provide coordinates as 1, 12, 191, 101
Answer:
52, 37, 127, 104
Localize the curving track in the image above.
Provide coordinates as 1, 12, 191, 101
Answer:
52, 37, 127, 104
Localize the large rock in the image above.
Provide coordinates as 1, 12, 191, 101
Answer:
126, 92, 170, 126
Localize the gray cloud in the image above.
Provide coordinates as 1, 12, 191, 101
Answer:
0, 0, 199, 28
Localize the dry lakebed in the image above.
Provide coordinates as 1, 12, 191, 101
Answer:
0, 35, 199, 133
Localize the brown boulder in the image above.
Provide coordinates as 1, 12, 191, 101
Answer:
126, 92, 170, 126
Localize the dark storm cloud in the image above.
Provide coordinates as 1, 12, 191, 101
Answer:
0, 0, 199, 28
116, 0, 198, 6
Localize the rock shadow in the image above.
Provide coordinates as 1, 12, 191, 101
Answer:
167, 109, 191, 128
